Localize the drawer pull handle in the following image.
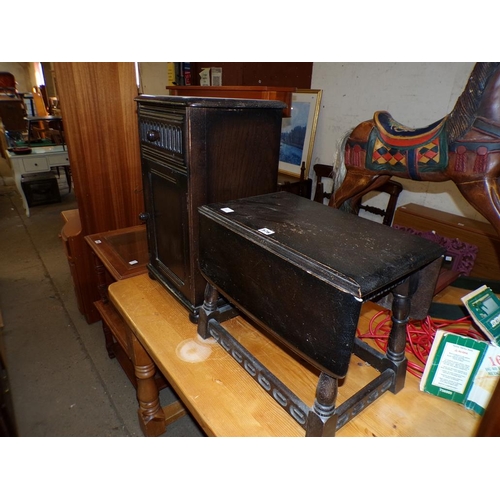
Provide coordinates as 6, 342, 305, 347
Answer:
147, 130, 160, 142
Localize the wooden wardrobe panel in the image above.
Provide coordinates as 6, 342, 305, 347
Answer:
54, 62, 144, 235
54, 63, 144, 323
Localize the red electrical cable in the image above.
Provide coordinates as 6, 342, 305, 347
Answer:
357, 309, 487, 379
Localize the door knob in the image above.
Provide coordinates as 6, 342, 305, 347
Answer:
146, 130, 160, 142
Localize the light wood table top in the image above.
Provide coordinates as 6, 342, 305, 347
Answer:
109, 274, 481, 437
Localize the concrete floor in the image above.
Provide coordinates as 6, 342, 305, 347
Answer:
0, 163, 204, 437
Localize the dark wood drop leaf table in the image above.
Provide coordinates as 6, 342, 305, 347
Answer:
197, 192, 444, 436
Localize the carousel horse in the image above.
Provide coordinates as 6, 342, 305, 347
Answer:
329, 62, 500, 237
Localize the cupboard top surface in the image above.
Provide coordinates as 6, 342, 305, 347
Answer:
198, 192, 444, 298
85, 225, 148, 281
135, 94, 286, 109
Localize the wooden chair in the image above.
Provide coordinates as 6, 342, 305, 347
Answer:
278, 161, 312, 199
313, 163, 403, 226
28, 87, 57, 144
313, 163, 336, 203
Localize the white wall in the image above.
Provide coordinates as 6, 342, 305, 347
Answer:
137, 62, 169, 95
309, 62, 486, 221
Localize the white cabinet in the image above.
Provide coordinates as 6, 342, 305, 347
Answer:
47, 153, 70, 166
6, 146, 71, 216
18, 156, 49, 173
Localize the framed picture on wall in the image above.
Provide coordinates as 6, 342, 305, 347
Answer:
278, 89, 322, 178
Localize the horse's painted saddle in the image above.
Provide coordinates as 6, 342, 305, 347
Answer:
374, 111, 445, 147
347, 111, 449, 180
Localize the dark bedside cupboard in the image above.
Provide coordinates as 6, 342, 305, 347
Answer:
135, 95, 285, 321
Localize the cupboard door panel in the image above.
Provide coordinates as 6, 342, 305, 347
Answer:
150, 166, 189, 287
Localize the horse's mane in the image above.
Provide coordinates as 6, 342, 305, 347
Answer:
446, 62, 500, 143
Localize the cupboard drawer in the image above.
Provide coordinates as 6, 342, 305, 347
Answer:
47, 153, 70, 166
21, 156, 49, 173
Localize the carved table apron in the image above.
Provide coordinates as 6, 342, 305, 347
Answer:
197, 191, 444, 436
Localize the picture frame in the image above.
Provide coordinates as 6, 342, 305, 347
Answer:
278, 89, 322, 178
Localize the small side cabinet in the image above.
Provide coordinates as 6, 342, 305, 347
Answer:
136, 95, 285, 320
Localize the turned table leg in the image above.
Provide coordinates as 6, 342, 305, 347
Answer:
198, 283, 220, 340
100, 320, 116, 359
305, 372, 339, 437
386, 277, 413, 393
91, 252, 115, 358
131, 335, 166, 437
